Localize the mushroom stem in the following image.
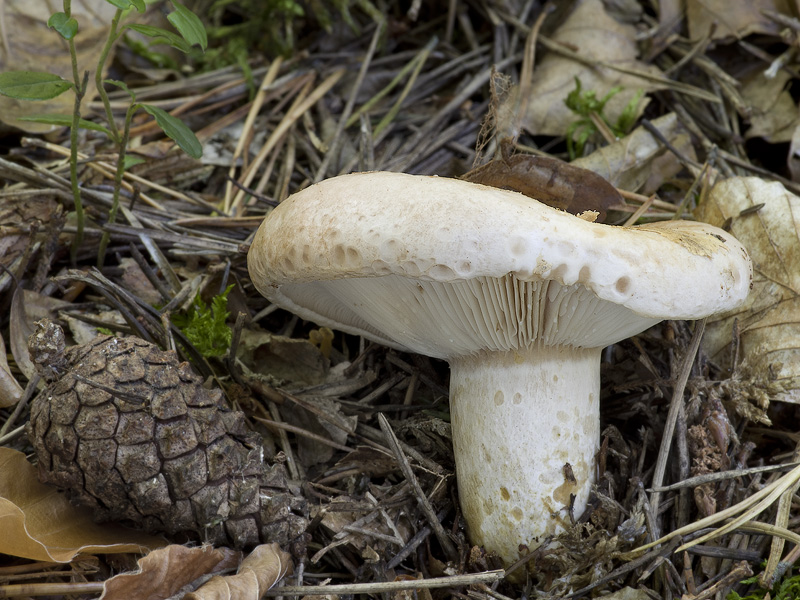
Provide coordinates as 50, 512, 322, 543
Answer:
449, 345, 600, 563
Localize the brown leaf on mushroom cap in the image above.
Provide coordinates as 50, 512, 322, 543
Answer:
461, 154, 623, 223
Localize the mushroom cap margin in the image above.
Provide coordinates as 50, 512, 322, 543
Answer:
247, 171, 752, 321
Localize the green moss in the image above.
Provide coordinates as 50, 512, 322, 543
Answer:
173, 284, 234, 358
728, 569, 800, 600
564, 77, 643, 158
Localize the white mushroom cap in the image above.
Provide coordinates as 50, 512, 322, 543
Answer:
248, 171, 752, 359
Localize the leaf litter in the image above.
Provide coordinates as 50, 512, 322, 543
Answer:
3, 0, 800, 599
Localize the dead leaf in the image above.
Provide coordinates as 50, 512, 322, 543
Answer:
573, 112, 695, 196
686, 0, 791, 42
314, 495, 409, 560
119, 257, 163, 306
100, 545, 242, 600
0, 0, 118, 132
9, 285, 37, 380
0, 331, 23, 407
0, 195, 61, 294
0, 447, 165, 562
695, 176, 800, 403
598, 587, 651, 600
239, 329, 329, 387
742, 70, 799, 144
390, 574, 434, 600
280, 395, 356, 467
524, 0, 661, 137
184, 544, 292, 600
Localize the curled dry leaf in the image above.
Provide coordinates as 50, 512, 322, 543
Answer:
524, 0, 661, 137
0, 447, 165, 562
184, 544, 292, 600
100, 544, 241, 600
695, 176, 800, 403
0, 0, 117, 132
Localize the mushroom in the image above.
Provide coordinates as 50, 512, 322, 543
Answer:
247, 171, 752, 564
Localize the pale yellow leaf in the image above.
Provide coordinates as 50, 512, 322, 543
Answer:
0, 447, 165, 562
696, 177, 800, 402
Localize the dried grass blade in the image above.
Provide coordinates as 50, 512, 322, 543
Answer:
372, 39, 434, 138
758, 452, 800, 588
345, 37, 436, 129
674, 466, 800, 552
224, 57, 284, 213
231, 69, 345, 213
631, 462, 800, 556
739, 522, 800, 546
263, 570, 505, 596
119, 206, 181, 292
315, 24, 383, 182
377, 413, 456, 560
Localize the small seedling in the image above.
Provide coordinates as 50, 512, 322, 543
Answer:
564, 76, 643, 158
173, 284, 235, 358
0, 0, 207, 265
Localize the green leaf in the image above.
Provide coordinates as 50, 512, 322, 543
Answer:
123, 35, 180, 70
105, 0, 145, 10
105, 78, 135, 101
126, 24, 192, 53
123, 155, 145, 170
47, 12, 79, 40
168, 1, 207, 51
140, 104, 202, 159
615, 88, 644, 135
0, 71, 72, 100
17, 114, 113, 136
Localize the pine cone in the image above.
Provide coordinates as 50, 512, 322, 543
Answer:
26, 319, 308, 554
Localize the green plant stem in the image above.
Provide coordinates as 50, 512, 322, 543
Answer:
65, 0, 86, 264
95, 9, 123, 145
97, 102, 135, 268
